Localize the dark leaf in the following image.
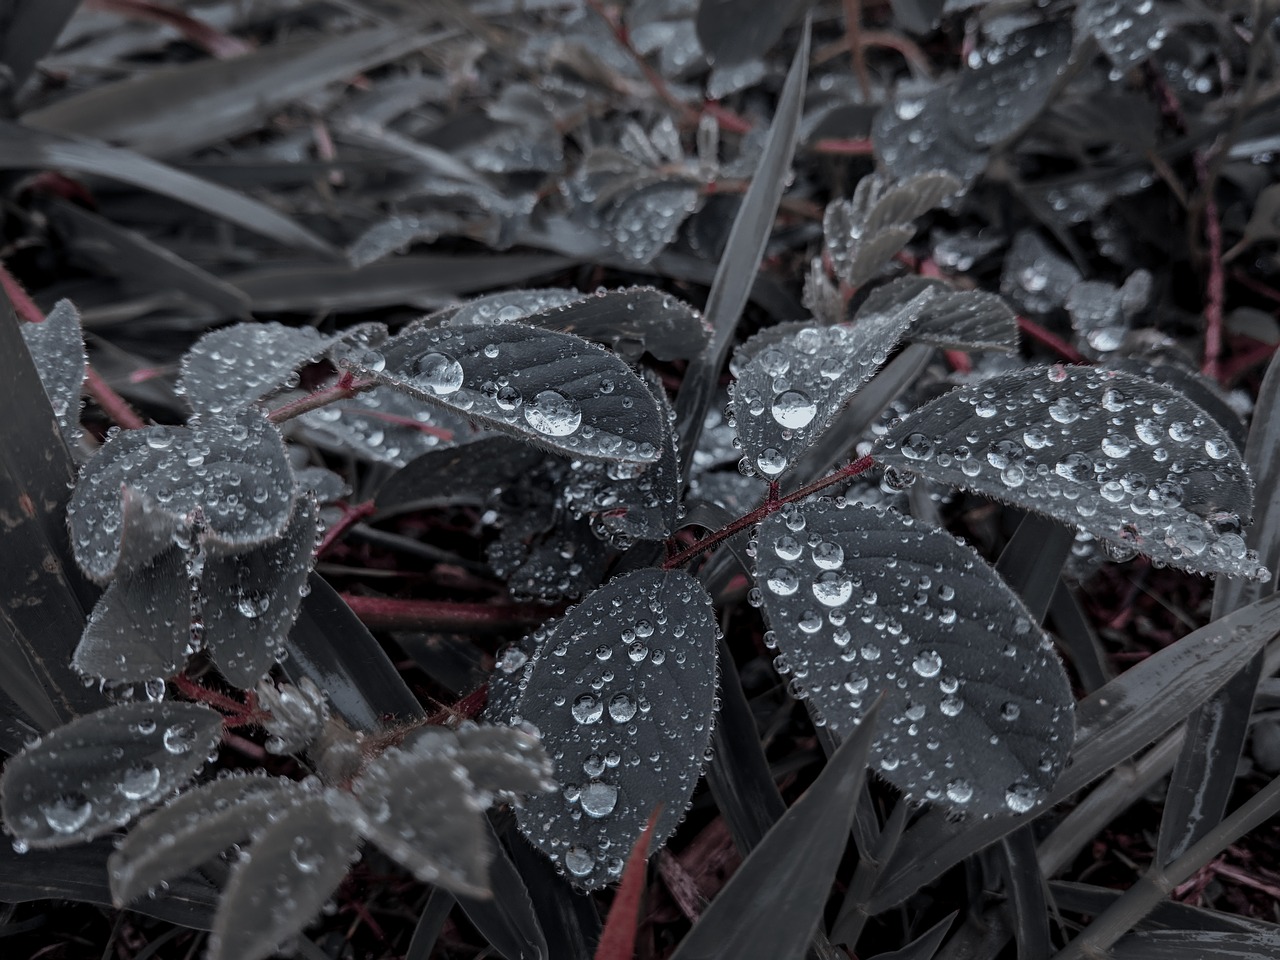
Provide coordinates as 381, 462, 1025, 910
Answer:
441, 289, 587, 328
18, 299, 85, 444
0, 121, 337, 256
599, 179, 702, 264
676, 19, 810, 477
756, 500, 1073, 816
66, 409, 295, 583
1000, 231, 1082, 316
376, 436, 545, 512
208, 790, 363, 960
873, 88, 987, 188
199, 496, 319, 688
353, 745, 492, 896
0, 701, 222, 848
514, 569, 719, 890
1075, 0, 1169, 69
857, 277, 1019, 352
524, 287, 710, 362
695, 0, 810, 66
283, 574, 424, 732
1110, 930, 1280, 960
0, 301, 101, 730
877, 366, 1266, 580
947, 20, 1074, 149
179, 323, 337, 414
341, 322, 665, 464
109, 773, 301, 906
888, 0, 946, 35
72, 547, 190, 683
408, 724, 556, 801
667, 696, 882, 960
453, 819, 550, 960
0, 0, 81, 89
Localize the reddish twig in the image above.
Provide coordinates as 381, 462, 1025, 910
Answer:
426, 686, 489, 725
84, 365, 148, 430
317, 500, 377, 557
340, 594, 551, 631
267, 371, 378, 424
1197, 152, 1226, 383
0, 261, 43, 323
841, 0, 872, 98
662, 455, 877, 570
85, 0, 252, 59
1017, 316, 1088, 364
1231, 268, 1280, 305
811, 137, 876, 156
594, 806, 662, 960
1220, 338, 1279, 383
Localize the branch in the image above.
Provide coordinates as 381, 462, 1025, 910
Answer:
267, 371, 378, 424
340, 594, 552, 631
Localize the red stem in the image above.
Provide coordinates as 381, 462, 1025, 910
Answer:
811, 137, 876, 156
317, 499, 377, 556
340, 594, 552, 631
0, 261, 43, 323
84, 365, 148, 430
1017, 316, 1087, 364
1197, 152, 1226, 383
662, 455, 877, 570
267, 371, 377, 424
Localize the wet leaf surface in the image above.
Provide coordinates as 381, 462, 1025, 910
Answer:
755, 500, 1074, 816
514, 569, 719, 890
178, 322, 337, 414
1, 701, 222, 848
19, 299, 85, 444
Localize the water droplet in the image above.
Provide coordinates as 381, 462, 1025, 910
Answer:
524, 390, 582, 437
1204, 436, 1230, 460
565, 845, 594, 876
811, 541, 843, 570
42, 793, 92, 834
766, 567, 799, 596
756, 448, 788, 477
571, 693, 603, 724
118, 763, 161, 800
608, 693, 637, 723
946, 779, 973, 805
912, 651, 942, 678
163, 722, 197, 754
580, 781, 619, 818
412, 352, 464, 396
1005, 781, 1039, 814
900, 432, 935, 461
771, 390, 817, 429
1000, 702, 1021, 721
812, 572, 853, 607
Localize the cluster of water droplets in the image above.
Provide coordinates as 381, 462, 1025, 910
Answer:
512, 569, 719, 888
300, 385, 464, 467
751, 500, 1074, 817
178, 323, 337, 415
1076, 0, 1167, 75
878, 366, 1267, 581
19, 299, 85, 445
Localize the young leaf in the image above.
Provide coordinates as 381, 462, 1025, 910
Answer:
1108, 930, 1280, 959
67, 409, 295, 583
873, 88, 987, 188
600, 178, 702, 264
208, 790, 363, 960
1, 701, 222, 848
72, 547, 191, 683
19, 299, 85, 443
352, 746, 492, 897
198, 495, 319, 688
755, 500, 1074, 816
514, 569, 719, 890
339, 323, 665, 463
298, 385, 468, 468
876, 366, 1267, 581
667, 696, 882, 960
109, 773, 302, 906
407, 724, 556, 801
441, 288, 586, 328
178, 322, 336, 414
857, 277, 1019, 352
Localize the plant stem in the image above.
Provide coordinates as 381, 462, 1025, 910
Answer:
84, 365, 148, 430
316, 499, 377, 556
267, 371, 378, 424
0, 261, 43, 323
1017, 316, 1087, 364
1198, 151, 1226, 383
841, 0, 872, 99
340, 594, 552, 631
662, 455, 876, 570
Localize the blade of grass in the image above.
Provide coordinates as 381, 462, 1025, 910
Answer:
1156, 348, 1280, 866
675, 17, 811, 482
669, 695, 882, 960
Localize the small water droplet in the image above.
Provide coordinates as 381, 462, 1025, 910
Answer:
524, 390, 583, 437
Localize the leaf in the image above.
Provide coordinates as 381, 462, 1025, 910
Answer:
208, 790, 363, 960
877, 366, 1267, 581
352, 744, 493, 896
178, 323, 337, 414
873, 89, 987, 189
514, 569, 720, 890
755, 500, 1074, 816
600, 178, 702, 264
1110, 930, 1280, 960
593, 807, 661, 960
72, 547, 191, 683
299, 385, 469, 468
695, 0, 810, 66
18, 299, 85, 444
109, 773, 302, 906
523, 287, 710, 362
66, 409, 295, 583
0, 121, 337, 256
857, 277, 1019, 352
668, 696, 882, 960
0, 701, 223, 848
728, 307, 919, 480
675, 18, 810, 477
283, 574, 424, 732
562, 375, 681, 543
408, 724, 556, 801
442, 289, 588, 328
199, 495, 319, 688
340, 322, 665, 464
452, 821, 551, 960
947, 20, 1074, 149
865, 912, 956, 960
1000, 231, 1082, 316
376, 436, 546, 512
1075, 0, 1169, 69
0, 0, 81, 89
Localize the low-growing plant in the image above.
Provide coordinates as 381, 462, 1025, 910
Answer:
4, 2, 1280, 960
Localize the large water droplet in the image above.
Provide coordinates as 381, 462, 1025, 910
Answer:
608, 693, 637, 723
118, 763, 161, 801
771, 390, 817, 429
1005, 781, 1039, 813
579, 781, 619, 818
524, 390, 583, 437
812, 572, 853, 607
565, 845, 594, 876
572, 693, 603, 724
412, 352, 464, 396
912, 651, 942, 678
42, 793, 92, 835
